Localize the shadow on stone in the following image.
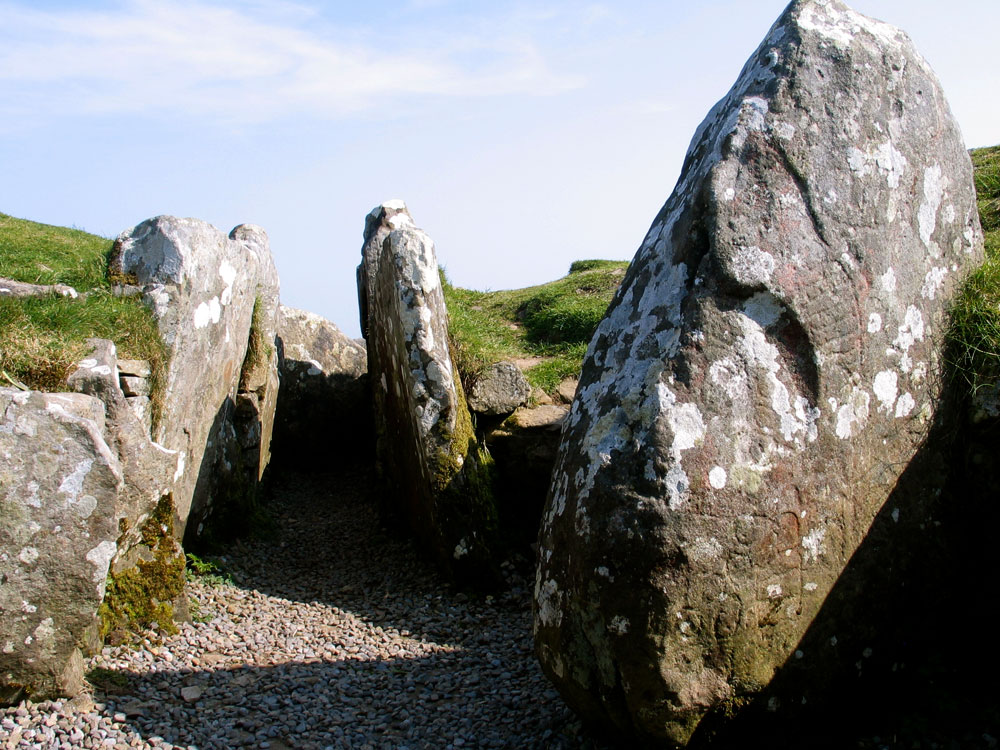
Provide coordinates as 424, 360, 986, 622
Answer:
183, 396, 272, 553
687, 394, 1000, 748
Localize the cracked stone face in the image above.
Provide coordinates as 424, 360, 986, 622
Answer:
110, 216, 280, 540
533, 0, 983, 744
0, 389, 123, 701
359, 202, 498, 581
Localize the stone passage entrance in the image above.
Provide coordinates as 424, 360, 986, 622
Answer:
1, 464, 608, 749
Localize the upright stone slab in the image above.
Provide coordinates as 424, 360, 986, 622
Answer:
359, 202, 497, 582
534, 1, 983, 744
67, 339, 187, 644
0, 389, 122, 702
274, 305, 370, 467
109, 217, 280, 542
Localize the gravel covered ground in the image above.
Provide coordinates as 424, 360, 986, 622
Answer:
1, 467, 607, 749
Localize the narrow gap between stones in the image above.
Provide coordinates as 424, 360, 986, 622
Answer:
46, 462, 610, 749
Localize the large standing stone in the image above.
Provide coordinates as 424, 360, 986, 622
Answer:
534, 1, 983, 744
109, 217, 280, 544
0, 388, 122, 702
273, 305, 370, 467
359, 202, 497, 582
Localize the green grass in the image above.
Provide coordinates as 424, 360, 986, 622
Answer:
947, 146, 1000, 394
0, 213, 111, 289
442, 260, 628, 394
0, 213, 168, 414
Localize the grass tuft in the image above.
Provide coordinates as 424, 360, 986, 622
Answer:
0, 213, 168, 417
972, 146, 1000, 235
946, 146, 1000, 393
442, 261, 627, 394
0, 213, 110, 289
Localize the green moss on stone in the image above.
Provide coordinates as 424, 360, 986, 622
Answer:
430, 368, 499, 570
98, 495, 186, 642
239, 295, 272, 391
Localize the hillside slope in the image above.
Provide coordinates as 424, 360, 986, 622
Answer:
442, 259, 628, 394
0, 213, 166, 399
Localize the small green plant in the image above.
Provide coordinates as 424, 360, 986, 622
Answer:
185, 553, 233, 586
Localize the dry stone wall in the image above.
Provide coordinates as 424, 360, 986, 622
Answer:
534, 1, 983, 744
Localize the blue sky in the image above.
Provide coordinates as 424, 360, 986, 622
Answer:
2, 1, 997, 338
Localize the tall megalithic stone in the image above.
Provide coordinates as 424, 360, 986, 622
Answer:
534, 1, 983, 745
358, 202, 497, 583
109, 217, 280, 544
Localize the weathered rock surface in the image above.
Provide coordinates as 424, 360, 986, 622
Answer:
66, 339, 186, 645
110, 217, 280, 544
554, 377, 578, 405
359, 202, 498, 583
0, 277, 78, 299
534, 1, 983, 744
467, 362, 531, 416
273, 305, 371, 467
356, 200, 413, 339
0, 388, 122, 702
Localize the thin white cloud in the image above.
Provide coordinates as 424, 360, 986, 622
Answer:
0, 0, 584, 123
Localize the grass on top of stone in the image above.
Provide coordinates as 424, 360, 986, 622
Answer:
947, 146, 1000, 394
442, 259, 628, 394
0, 213, 168, 416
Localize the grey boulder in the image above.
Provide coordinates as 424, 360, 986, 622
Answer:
359, 202, 498, 582
467, 362, 532, 416
0, 388, 122, 702
274, 305, 370, 465
534, 1, 983, 744
110, 217, 280, 543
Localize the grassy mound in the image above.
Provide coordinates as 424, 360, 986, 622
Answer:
442, 260, 629, 394
0, 213, 167, 407
947, 146, 1000, 393
446, 145, 1000, 401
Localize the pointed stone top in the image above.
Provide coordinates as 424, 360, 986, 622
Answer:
364, 200, 413, 244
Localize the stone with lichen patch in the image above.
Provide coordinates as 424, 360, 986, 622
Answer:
534, 1, 983, 745
0, 388, 123, 703
467, 362, 531, 416
110, 216, 280, 542
359, 202, 498, 583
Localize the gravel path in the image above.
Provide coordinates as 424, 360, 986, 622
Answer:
2, 467, 607, 749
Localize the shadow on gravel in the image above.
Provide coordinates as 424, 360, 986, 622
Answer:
98, 654, 578, 749
220, 467, 534, 645
90, 466, 608, 749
